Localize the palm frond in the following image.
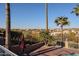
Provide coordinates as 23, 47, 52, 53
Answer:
71, 11, 74, 13
72, 5, 79, 16
54, 16, 69, 27
76, 13, 79, 16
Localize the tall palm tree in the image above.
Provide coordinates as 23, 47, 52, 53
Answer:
45, 3, 49, 33
72, 5, 79, 48
72, 5, 79, 16
54, 16, 69, 47
5, 3, 11, 49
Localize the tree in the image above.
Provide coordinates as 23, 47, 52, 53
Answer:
38, 31, 54, 46
72, 5, 79, 16
71, 5, 79, 48
54, 16, 69, 46
38, 31, 49, 42
68, 31, 77, 42
5, 3, 11, 49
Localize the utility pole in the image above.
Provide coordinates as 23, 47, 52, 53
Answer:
45, 3, 49, 33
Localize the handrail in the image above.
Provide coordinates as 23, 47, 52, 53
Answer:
0, 45, 17, 56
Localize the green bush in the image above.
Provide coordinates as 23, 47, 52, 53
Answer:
68, 41, 79, 49
24, 39, 38, 45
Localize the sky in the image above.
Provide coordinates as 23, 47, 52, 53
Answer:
0, 3, 79, 29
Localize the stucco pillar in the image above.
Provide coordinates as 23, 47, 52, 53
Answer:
64, 38, 68, 48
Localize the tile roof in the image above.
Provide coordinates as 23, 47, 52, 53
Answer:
30, 46, 79, 56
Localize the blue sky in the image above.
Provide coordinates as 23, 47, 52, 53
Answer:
0, 3, 79, 29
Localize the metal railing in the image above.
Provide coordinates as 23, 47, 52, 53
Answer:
0, 45, 17, 56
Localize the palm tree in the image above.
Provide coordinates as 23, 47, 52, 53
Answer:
45, 3, 49, 33
5, 3, 11, 49
54, 16, 69, 47
72, 5, 79, 48
72, 5, 79, 16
